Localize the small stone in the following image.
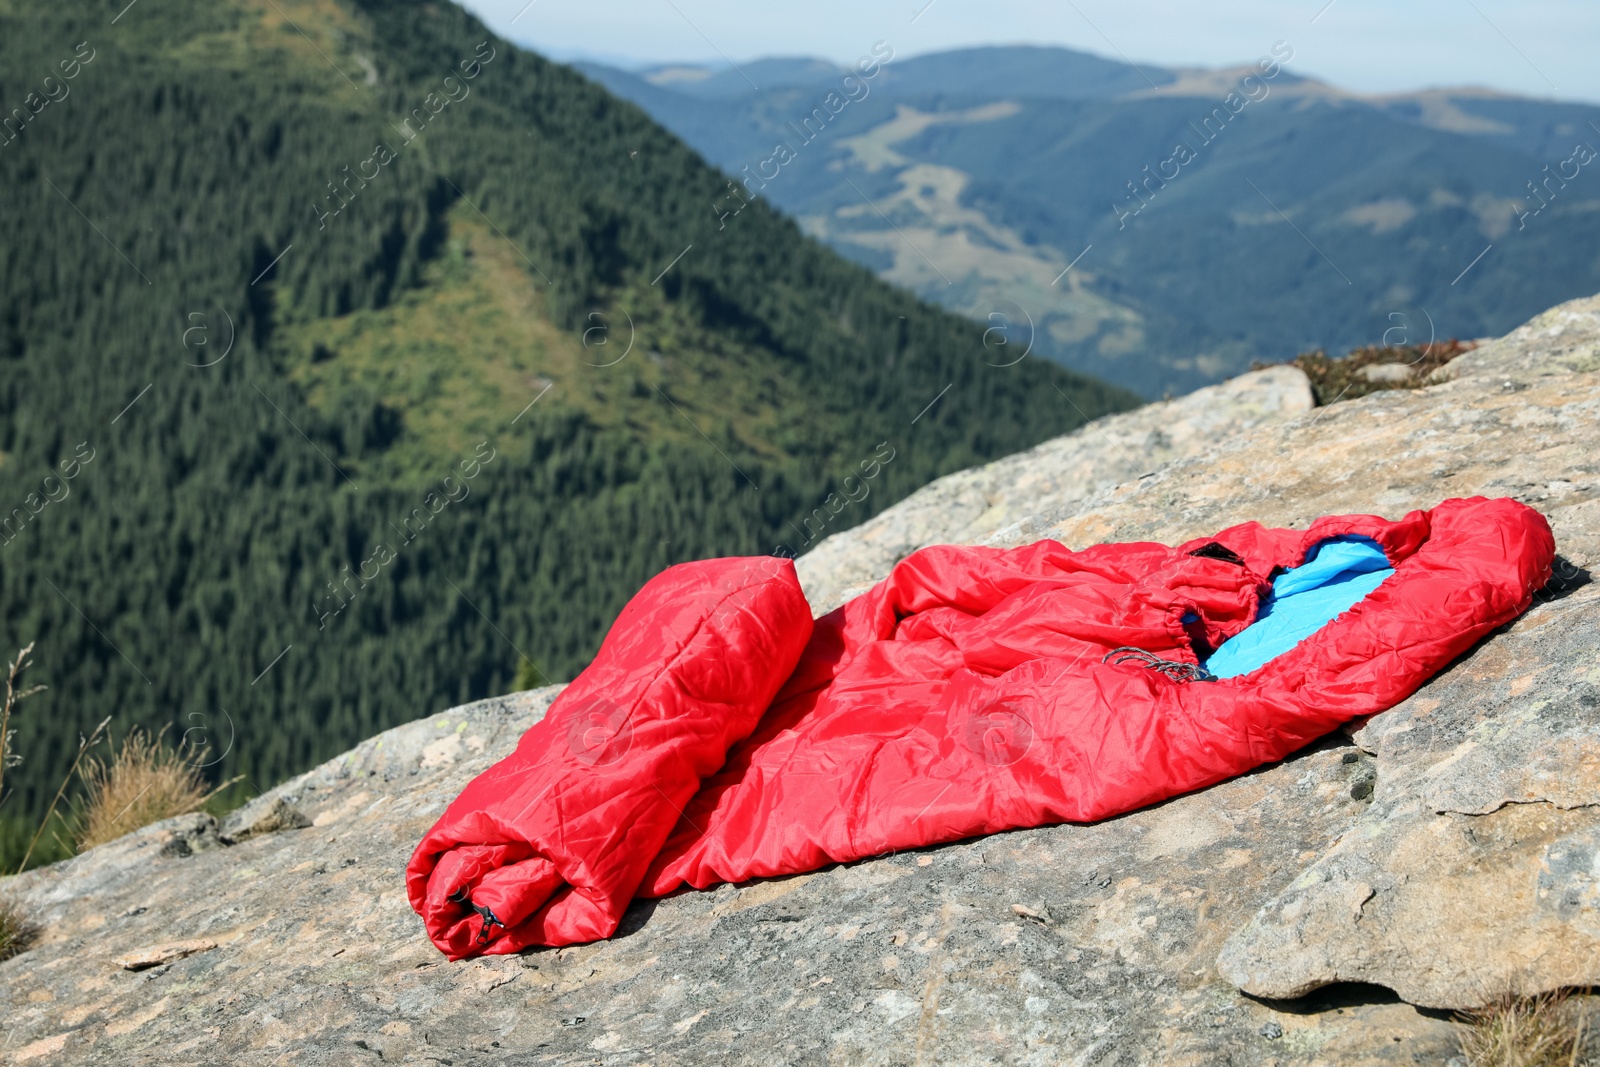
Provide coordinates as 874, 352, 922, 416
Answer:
1259, 1022, 1283, 1040
157, 814, 222, 858
115, 939, 217, 971
1359, 363, 1412, 384
1350, 778, 1375, 800
219, 796, 312, 845
1341, 751, 1361, 764
560, 1016, 585, 1027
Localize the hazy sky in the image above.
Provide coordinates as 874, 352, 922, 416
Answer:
460, 0, 1600, 104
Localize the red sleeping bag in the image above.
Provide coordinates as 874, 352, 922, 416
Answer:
407, 497, 1553, 957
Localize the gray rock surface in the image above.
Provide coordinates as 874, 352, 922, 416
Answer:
4, 297, 1600, 1063
796, 365, 1313, 614
0, 692, 1456, 1066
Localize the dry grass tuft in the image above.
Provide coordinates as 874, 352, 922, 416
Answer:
74, 728, 213, 852
0, 642, 47, 806
0, 895, 36, 962
1458, 991, 1597, 1067
1255, 338, 1476, 406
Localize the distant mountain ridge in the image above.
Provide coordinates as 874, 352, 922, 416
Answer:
577, 44, 1600, 396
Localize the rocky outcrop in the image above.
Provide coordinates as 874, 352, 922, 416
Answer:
2, 298, 1599, 1064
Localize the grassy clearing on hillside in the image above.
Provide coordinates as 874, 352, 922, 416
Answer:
282, 212, 812, 481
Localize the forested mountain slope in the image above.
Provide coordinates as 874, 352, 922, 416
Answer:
0, 0, 1133, 866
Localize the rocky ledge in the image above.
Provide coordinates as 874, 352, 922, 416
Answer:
3, 297, 1599, 1065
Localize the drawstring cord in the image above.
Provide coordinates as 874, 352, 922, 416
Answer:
1102, 646, 1216, 683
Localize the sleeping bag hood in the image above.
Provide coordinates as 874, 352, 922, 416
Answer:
407, 496, 1554, 958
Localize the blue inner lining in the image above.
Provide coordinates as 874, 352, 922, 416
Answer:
1202, 535, 1394, 679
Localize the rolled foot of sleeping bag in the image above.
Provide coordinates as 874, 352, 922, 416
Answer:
406, 556, 813, 957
